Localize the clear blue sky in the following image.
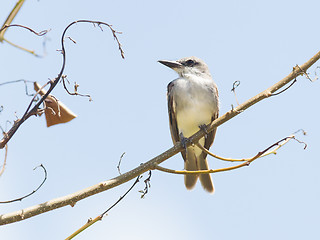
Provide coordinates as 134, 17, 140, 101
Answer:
1, 0, 320, 239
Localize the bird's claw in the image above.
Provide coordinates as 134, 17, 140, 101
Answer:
179, 133, 191, 150
199, 124, 208, 138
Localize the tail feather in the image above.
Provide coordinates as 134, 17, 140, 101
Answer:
184, 147, 214, 193
184, 148, 198, 190
199, 156, 214, 193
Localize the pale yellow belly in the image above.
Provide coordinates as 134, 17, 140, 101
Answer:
176, 106, 212, 156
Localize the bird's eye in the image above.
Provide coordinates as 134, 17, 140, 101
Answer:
185, 59, 195, 66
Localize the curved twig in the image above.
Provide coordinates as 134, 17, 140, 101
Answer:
155, 135, 306, 175
271, 78, 297, 96
0, 24, 49, 37
0, 164, 47, 203
196, 143, 245, 162
231, 80, 240, 105
195, 134, 294, 162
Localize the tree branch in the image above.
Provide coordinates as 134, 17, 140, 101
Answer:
0, 50, 319, 226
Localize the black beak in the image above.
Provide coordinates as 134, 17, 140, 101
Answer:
158, 60, 182, 69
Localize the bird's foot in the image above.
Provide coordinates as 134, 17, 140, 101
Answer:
179, 132, 191, 150
199, 124, 208, 138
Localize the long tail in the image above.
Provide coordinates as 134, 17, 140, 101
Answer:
199, 156, 214, 193
184, 148, 199, 190
184, 147, 214, 193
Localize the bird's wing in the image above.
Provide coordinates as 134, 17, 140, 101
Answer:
167, 81, 187, 160
202, 111, 219, 159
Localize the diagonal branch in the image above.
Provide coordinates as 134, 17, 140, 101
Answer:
0, 50, 319, 226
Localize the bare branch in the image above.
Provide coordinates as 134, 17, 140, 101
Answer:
0, 164, 47, 203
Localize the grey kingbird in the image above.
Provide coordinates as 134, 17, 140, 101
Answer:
159, 56, 219, 193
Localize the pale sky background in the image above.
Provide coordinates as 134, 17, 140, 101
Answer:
1, 0, 320, 239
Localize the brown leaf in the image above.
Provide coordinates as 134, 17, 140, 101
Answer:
34, 82, 77, 127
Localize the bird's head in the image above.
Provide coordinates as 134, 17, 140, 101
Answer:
158, 56, 211, 78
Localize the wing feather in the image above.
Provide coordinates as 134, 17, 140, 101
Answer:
167, 81, 187, 160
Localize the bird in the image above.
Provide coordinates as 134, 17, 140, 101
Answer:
158, 56, 219, 193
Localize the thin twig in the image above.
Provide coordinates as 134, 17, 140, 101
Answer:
0, 128, 8, 176
139, 170, 152, 198
195, 134, 293, 162
67, 36, 77, 44
0, 144, 8, 177
0, 24, 49, 37
271, 79, 297, 96
65, 175, 141, 240
117, 152, 126, 175
231, 80, 240, 105
2, 38, 40, 57
61, 75, 91, 100
196, 143, 245, 162
313, 66, 320, 82
0, 23, 50, 56
155, 135, 307, 175
0, 164, 47, 203
0, 79, 36, 96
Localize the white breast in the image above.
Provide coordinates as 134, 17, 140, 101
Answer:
173, 76, 218, 138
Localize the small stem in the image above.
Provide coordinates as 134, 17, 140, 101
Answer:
3, 38, 38, 56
